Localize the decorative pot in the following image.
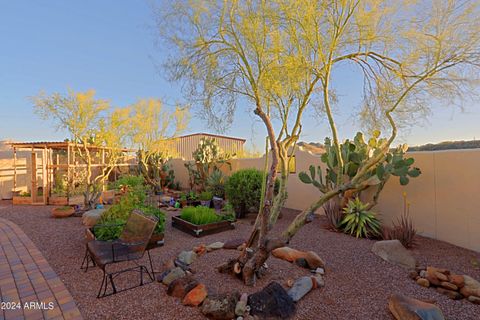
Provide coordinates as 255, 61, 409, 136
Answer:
52, 207, 75, 218
200, 200, 211, 207
212, 196, 224, 211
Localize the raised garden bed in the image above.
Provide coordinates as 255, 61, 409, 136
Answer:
171, 215, 235, 237
12, 196, 32, 205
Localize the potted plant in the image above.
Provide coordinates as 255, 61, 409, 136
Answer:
172, 206, 235, 237
179, 193, 188, 208
52, 205, 75, 218
199, 191, 213, 207
187, 191, 200, 206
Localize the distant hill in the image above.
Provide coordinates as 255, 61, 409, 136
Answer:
408, 140, 480, 152
298, 141, 325, 155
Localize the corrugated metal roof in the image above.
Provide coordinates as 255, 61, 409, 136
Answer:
177, 132, 246, 142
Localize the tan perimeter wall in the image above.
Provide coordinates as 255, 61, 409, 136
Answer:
170, 148, 480, 252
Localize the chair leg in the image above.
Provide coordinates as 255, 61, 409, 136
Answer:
97, 270, 107, 298
109, 273, 117, 294
147, 250, 155, 281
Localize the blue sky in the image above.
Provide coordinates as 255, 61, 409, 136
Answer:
1, 0, 479, 151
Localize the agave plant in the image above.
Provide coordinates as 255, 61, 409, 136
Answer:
340, 197, 381, 238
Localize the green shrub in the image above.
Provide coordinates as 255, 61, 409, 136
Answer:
339, 198, 381, 238
199, 191, 213, 201
110, 175, 145, 190
94, 218, 125, 241
224, 168, 279, 218
180, 206, 223, 225
206, 169, 226, 198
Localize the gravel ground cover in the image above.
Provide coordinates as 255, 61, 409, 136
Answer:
0, 200, 479, 320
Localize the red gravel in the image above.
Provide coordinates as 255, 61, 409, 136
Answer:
0, 201, 479, 320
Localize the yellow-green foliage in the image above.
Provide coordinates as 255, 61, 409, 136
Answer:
180, 206, 223, 225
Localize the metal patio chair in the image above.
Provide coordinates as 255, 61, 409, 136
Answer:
81, 209, 158, 298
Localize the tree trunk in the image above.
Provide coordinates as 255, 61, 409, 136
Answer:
218, 108, 281, 286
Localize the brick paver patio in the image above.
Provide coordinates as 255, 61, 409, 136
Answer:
0, 217, 83, 320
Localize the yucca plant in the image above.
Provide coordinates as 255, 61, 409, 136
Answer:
340, 197, 381, 238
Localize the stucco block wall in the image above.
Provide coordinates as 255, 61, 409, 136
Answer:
171, 148, 480, 252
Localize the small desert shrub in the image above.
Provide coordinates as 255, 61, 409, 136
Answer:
382, 193, 416, 247
339, 197, 381, 238
322, 200, 343, 231
180, 206, 223, 225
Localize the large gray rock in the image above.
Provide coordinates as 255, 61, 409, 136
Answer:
177, 250, 197, 265
388, 294, 445, 320
82, 209, 105, 227
372, 240, 416, 270
287, 276, 313, 302
161, 267, 186, 285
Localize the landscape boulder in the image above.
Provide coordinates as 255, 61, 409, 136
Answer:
388, 294, 445, 320
371, 240, 416, 270
161, 267, 186, 286
167, 276, 198, 299
287, 276, 313, 302
206, 241, 224, 251
223, 238, 245, 249
82, 209, 105, 227
459, 275, 480, 298
235, 293, 248, 316
201, 292, 240, 320
272, 247, 325, 269
178, 250, 197, 265
248, 282, 296, 319
183, 284, 208, 306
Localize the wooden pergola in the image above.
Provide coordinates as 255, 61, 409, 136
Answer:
10, 141, 136, 205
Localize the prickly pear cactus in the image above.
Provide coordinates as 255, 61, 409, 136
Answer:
299, 131, 421, 193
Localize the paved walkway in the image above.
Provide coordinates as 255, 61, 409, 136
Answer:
0, 218, 82, 320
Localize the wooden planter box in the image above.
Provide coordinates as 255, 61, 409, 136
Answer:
85, 228, 164, 250
171, 215, 235, 237
12, 196, 32, 205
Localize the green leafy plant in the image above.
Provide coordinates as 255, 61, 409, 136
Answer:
225, 168, 279, 218
94, 218, 125, 241
179, 193, 187, 201
110, 175, 145, 191
340, 198, 381, 238
187, 191, 198, 201
206, 169, 226, 198
19, 191, 31, 197
199, 191, 213, 201
98, 187, 166, 237
180, 206, 223, 225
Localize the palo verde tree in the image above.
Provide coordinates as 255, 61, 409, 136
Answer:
157, 0, 480, 285
126, 99, 189, 193
33, 89, 131, 209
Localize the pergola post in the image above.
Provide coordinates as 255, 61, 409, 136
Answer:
13, 147, 17, 193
